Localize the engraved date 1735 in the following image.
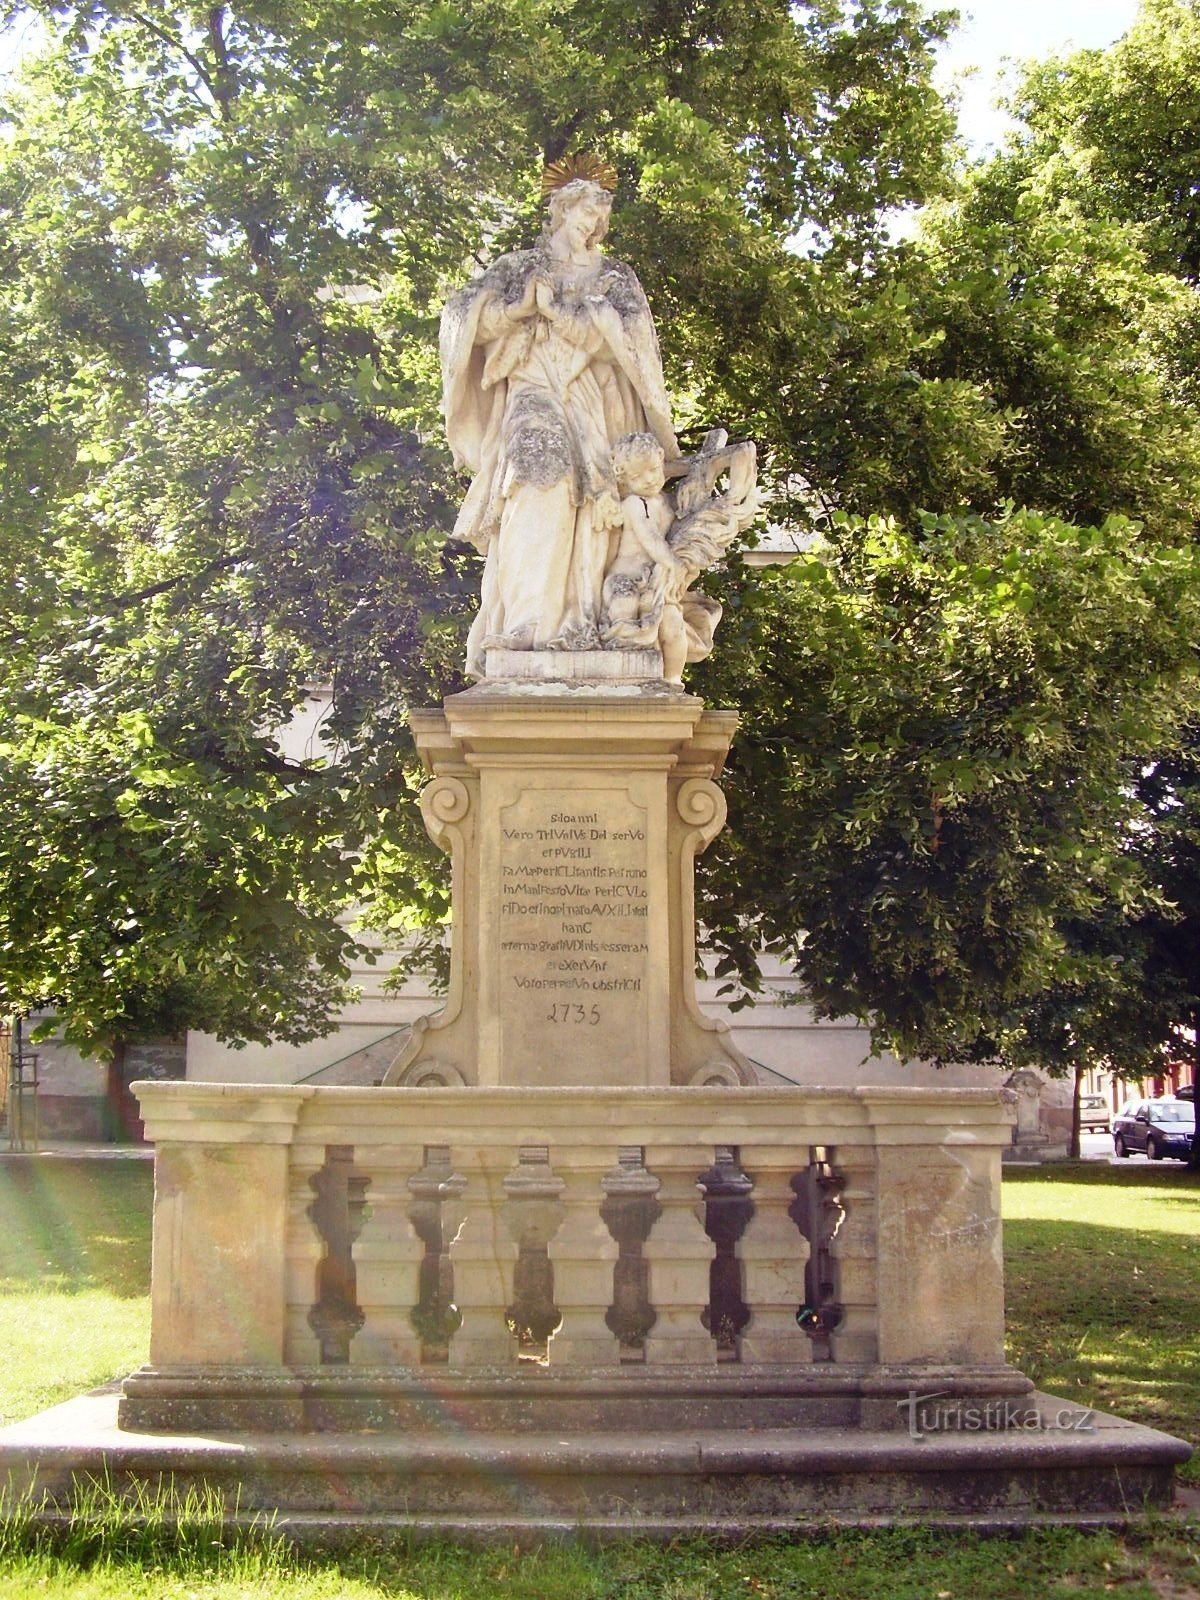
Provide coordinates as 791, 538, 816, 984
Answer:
547, 1004, 602, 1025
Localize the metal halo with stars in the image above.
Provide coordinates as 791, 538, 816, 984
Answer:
540, 153, 618, 198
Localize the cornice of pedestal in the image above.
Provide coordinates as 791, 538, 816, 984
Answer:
132, 1079, 311, 1144
407, 685, 737, 776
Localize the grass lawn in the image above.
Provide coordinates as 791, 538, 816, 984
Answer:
1003, 1159, 1200, 1482
0, 1523, 1196, 1600
0, 1152, 1195, 1598
0, 1156, 152, 1425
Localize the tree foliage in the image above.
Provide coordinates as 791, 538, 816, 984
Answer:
1004, 0, 1200, 287
695, 511, 1200, 1067
905, 0, 1200, 1078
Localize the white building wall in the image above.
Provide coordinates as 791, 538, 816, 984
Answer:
185, 950, 1003, 1091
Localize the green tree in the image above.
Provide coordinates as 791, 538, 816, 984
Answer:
694, 509, 1200, 1072
922, 0, 1200, 1133
688, 4, 1200, 1094
1005, 0, 1200, 287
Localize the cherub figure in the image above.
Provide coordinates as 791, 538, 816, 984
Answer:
600, 433, 690, 681
601, 429, 759, 684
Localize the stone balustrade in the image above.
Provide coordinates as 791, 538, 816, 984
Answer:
134, 1082, 1013, 1384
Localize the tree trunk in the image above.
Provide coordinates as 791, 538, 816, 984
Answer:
103, 1039, 142, 1143
1069, 1062, 1084, 1160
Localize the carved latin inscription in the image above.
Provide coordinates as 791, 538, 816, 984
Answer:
497, 789, 651, 1082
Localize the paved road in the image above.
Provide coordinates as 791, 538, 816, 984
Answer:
1080, 1130, 1117, 1162
1079, 1128, 1196, 1165
0, 1141, 152, 1160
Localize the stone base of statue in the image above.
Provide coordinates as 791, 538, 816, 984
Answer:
382, 678, 754, 1090
0, 1077, 1187, 1540
0, 680, 1187, 1538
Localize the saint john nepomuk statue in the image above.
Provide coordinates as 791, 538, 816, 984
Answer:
440, 155, 757, 682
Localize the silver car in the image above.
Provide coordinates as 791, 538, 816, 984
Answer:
1112, 1097, 1196, 1161
1079, 1093, 1110, 1132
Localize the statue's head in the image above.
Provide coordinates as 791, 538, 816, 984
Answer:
613, 431, 666, 495
543, 179, 613, 250
540, 154, 617, 252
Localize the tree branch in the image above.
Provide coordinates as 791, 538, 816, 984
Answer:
205, 5, 235, 115
126, 9, 221, 109
82, 547, 250, 618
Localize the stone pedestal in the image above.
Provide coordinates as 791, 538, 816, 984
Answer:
1, 680, 1189, 1541
383, 683, 753, 1089
1001, 1068, 1067, 1164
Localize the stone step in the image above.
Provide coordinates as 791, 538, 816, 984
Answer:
0, 1390, 1188, 1536
117, 1362, 1037, 1435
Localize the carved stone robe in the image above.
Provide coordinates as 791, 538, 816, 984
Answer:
440, 246, 678, 678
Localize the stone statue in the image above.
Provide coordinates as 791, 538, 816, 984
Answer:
440, 153, 758, 681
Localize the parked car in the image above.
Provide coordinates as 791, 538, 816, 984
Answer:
1079, 1094, 1110, 1132
1112, 1097, 1196, 1161
1177, 1083, 1195, 1101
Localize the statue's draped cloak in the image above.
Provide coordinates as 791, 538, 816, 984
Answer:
440, 247, 678, 677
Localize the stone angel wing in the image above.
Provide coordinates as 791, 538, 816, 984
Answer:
667, 431, 761, 582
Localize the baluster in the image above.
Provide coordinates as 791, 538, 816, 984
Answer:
831, 1142, 880, 1363
698, 1145, 754, 1362
448, 1148, 511, 1369
350, 1152, 425, 1366
739, 1146, 812, 1364
501, 1144, 566, 1364
642, 1143, 715, 1364
788, 1147, 845, 1362
306, 1145, 370, 1365
599, 1145, 661, 1363
547, 1147, 621, 1365
407, 1145, 467, 1364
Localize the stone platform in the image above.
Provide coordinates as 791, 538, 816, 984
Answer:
0, 1077, 1182, 1542
0, 1386, 1188, 1545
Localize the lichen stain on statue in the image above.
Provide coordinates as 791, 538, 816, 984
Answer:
439, 154, 760, 683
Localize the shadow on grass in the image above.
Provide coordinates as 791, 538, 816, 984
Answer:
1005, 1160, 1200, 1190
2, 1514, 1198, 1600
339, 1525, 1200, 1600
0, 1159, 152, 1298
